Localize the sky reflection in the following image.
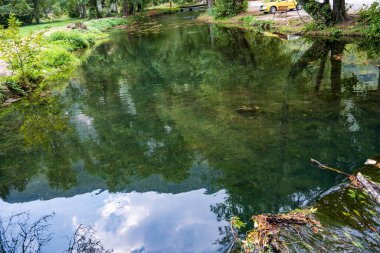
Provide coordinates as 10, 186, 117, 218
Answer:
0, 189, 227, 253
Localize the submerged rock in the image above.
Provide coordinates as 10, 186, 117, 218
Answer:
235, 105, 259, 115
365, 159, 377, 165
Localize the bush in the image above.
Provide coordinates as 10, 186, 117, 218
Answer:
303, 0, 333, 25
358, 0, 380, 37
48, 31, 89, 50
0, 14, 43, 88
211, 0, 246, 19
41, 47, 76, 68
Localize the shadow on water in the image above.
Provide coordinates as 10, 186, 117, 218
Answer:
1, 13, 380, 252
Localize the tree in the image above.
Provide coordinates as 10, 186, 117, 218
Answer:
211, 0, 246, 18
88, 0, 101, 18
0, 212, 54, 253
121, 0, 129, 16
0, 0, 33, 26
299, 0, 347, 24
79, 0, 88, 18
332, 0, 346, 23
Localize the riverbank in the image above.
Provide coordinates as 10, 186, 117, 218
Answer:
0, 8, 177, 106
197, 11, 370, 38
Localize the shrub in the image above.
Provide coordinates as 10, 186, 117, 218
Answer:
211, 0, 246, 19
0, 14, 43, 89
41, 47, 76, 68
303, 0, 333, 25
48, 31, 89, 50
358, 0, 380, 37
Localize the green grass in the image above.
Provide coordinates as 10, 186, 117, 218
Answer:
20, 18, 86, 35
86, 17, 133, 31
2, 14, 153, 103
147, 2, 179, 9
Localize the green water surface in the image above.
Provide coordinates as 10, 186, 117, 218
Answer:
1, 13, 380, 252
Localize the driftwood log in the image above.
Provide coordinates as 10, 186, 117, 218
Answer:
356, 172, 380, 204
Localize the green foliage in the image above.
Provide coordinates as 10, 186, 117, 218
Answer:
0, 0, 33, 26
86, 17, 133, 31
241, 0, 248, 12
41, 46, 76, 68
303, 0, 333, 25
241, 15, 273, 31
130, 13, 149, 23
303, 21, 326, 31
0, 14, 43, 90
358, 0, 380, 37
211, 0, 246, 18
48, 31, 89, 50
331, 28, 342, 38
231, 216, 246, 230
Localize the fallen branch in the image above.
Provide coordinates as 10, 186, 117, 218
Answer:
310, 158, 351, 176
311, 158, 380, 204
356, 172, 380, 204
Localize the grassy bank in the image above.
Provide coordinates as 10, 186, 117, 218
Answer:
19, 17, 86, 35
197, 12, 373, 39
0, 12, 157, 105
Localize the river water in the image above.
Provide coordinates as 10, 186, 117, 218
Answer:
1, 13, 380, 252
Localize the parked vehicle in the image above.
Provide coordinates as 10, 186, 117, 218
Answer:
259, 0, 302, 14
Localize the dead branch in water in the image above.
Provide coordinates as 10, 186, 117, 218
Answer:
356, 173, 380, 204
310, 158, 351, 176
310, 158, 380, 204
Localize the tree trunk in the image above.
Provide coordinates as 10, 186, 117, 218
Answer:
129, 3, 134, 15
89, 0, 101, 18
122, 1, 129, 17
137, 3, 142, 12
111, 3, 118, 13
332, 0, 346, 23
208, 0, 213, 9
80, 5, 87, 18
32, 0, 41, 23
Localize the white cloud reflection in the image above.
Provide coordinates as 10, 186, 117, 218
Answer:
0, 189, 227, 253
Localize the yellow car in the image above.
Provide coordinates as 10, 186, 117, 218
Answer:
259, 0, 301, 14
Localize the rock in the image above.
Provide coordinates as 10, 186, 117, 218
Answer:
67, 22, 87, 30
2, 97, 21, 106
236, 105, 259, 114
365, 159, 377, 165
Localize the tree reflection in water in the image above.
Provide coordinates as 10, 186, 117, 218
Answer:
0, 15, 380, 252
0, 212, 112, 253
